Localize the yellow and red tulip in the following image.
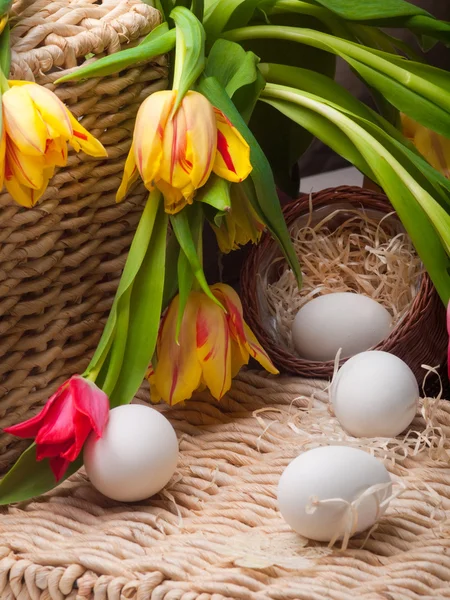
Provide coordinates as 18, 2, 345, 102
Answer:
117, 90, 253, 214
401, 113, 450, 179
1, 81, 107, 207
212, 183, 264, 253
147, 283, 278, 406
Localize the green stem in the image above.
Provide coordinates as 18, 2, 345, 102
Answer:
0, 66, 9, 92
224, 25, 449, 112
269, 0, 355, 39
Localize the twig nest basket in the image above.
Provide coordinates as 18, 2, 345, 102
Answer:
0, 0, 167, 472
241, 186, 447, 382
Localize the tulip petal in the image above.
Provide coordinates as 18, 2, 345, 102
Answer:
35, 439, 73, 461
244, 323, 279, 374
3, 85, 47, 156
5, 168, 50, 208
22, 82, 73, 140
117, 143, 139, 202
160, 102, 193, 194
146, 364, 162, 404
66, 111, 107, 158
35, 389, 76, 446
6, 139, 45, 189
230, 338, 248, 378
3, 390, 62, 439
153, 294, 202, 405
45, 137, 68, 168
72, 376, 109, 438
182, 91, 217, 189
414, 127, 450, 178
212, 108, 252, 183
134, 90, 176, 187
49, 456, 71, 481
156, 178, 190, 214
63, 413, 92, 461
196, 295, 232, 400
211, 283, 247, 344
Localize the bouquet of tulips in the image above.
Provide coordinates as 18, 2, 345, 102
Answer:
2, 0, 450, 503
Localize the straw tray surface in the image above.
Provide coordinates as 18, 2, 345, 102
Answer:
1, 371, 450, 599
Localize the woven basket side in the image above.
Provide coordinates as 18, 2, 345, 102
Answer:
0, 0, 168, 471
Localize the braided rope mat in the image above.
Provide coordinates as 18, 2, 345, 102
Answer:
0, 0, 167, 471
1, 370, 450, 599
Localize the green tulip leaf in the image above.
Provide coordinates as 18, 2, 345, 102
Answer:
162, 233, 181, 309
198, 75, 302, 286
109, 200, 168, 408
197, 174, 232, 213
170, 208, 224, 307
55, 28, 176, 83
226, 26, 450, 139
262, 83, 450, 303
191, 0, 204, 22
205, 38, 264, 122
0, 444, 83, 505
171, 6, 206, 109
175, 205, 203, 341
204, 0, 270, 39
84, 191, 162, 381
0, 22, 10, 76
236, 12, 336, 195
311, 0, 427, 21
176, 250, 194, 342
260, 63, 450, 207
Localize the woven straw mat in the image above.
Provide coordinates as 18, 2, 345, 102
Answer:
1, 370, 450, 600
0, 0, 168, 471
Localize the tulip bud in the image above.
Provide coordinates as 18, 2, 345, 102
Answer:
4, 375, 109, 481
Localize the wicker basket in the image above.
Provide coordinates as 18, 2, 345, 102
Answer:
241, 186, 448, 382
0, 0, 168, 472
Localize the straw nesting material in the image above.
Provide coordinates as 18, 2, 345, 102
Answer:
1, 370, 450, 599
264, 208, 422, 352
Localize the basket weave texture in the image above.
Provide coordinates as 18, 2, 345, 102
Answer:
241, 186, 447, 382
0, 0, 168, 471
1, 370, 450, 599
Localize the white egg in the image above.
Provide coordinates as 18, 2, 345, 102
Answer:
331, 350, 419, 438
278, 446, 392, 542
84, 404, 178, 502
292, 292, 392, 361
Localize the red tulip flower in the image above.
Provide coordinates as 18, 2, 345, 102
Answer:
4, 375, 109, 481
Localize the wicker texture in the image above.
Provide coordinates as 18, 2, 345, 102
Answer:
0, 0, 168, 471
241, 186, 447, 382
1, 369, 450, 599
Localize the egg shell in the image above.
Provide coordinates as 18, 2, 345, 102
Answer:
292, 292, 392, 362
84, 404, 178, 502
331, 350, 419, 438
277, 446, 392, 542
